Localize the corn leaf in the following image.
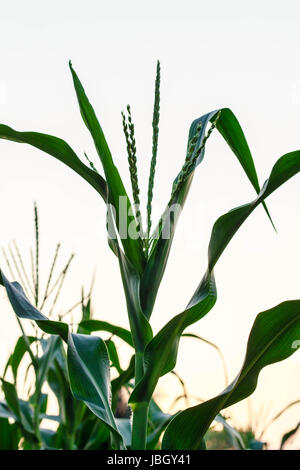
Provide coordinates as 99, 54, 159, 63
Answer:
69, 62, 145, 274
79, 320, 133, 347
140, 108, 272, 319
0, 125, 107, 200
162, 300, 300, 449
1, 380, 34, 434
4, 335, 36, 380
130, 150, 300, 407
67, 332, 125, 449
0, 418, 20, 450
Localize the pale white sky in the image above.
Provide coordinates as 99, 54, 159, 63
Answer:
0, 0, 300, 448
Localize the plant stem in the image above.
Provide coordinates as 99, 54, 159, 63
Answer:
131, 352, 149, 450
131, 402, 149, 450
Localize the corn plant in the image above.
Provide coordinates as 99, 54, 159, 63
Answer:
1, 61, 300, 450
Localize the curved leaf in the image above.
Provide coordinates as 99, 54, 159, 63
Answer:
162, 300, 300, 449
280, 423, 300, 449
79, 320, 133, 347
140, 108, 272, 319
182, 333, 228, 385
4, 335, 36, 380
0, 124, 107, 200
214, 414, 245, 450
0, 272, 69, 341
67, 332, 125, 450
130, 150, 300, 408
1, 380, 34, 434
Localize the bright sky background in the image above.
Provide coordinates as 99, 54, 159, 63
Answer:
0, 0, 300, 449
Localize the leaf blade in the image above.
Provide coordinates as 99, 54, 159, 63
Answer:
162, 300, 300, 449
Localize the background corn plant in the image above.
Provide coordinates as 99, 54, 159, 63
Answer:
0, 62, 300, 449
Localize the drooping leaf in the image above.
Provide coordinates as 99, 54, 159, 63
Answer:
130, 150, 300, 408
162, 300, 300, 449
0, 124, 107, 199
140, 108, 273, 318
182, 333, 228, 385
67, 332, 125, 450
0, 272, 69, 341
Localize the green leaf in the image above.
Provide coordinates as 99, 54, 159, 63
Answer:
36, 336, 61, 396
111, 355, 135, 410
69, 62, 145, 274
147, 400, 173, 450
182, 333, 228, 385
0, 124, 107, 200
115, 418, 132, 447
130, 150, 300, 408
140, 108, 272, 319
79, 320, 133, 347
0, 418, 20, 449
162, 300, 300, 449
214, 414, 245, 450
106, 339, 122, 374
77, 296, 93, 334
0, 400, 16, 420
67, 332, 125, 450
5, 335, 36, 380
47, 358, 76, 431
1, 380, 34, 434
0, 272, 69, 341
82, 420, 110, 450
40, 428, 58, 450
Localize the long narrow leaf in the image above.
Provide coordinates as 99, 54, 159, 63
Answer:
162, 300, 300, 449
67, 332, 125, 449
79, 320, 133, 347
69, 62, 145, 274
0, 125, 107, 200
